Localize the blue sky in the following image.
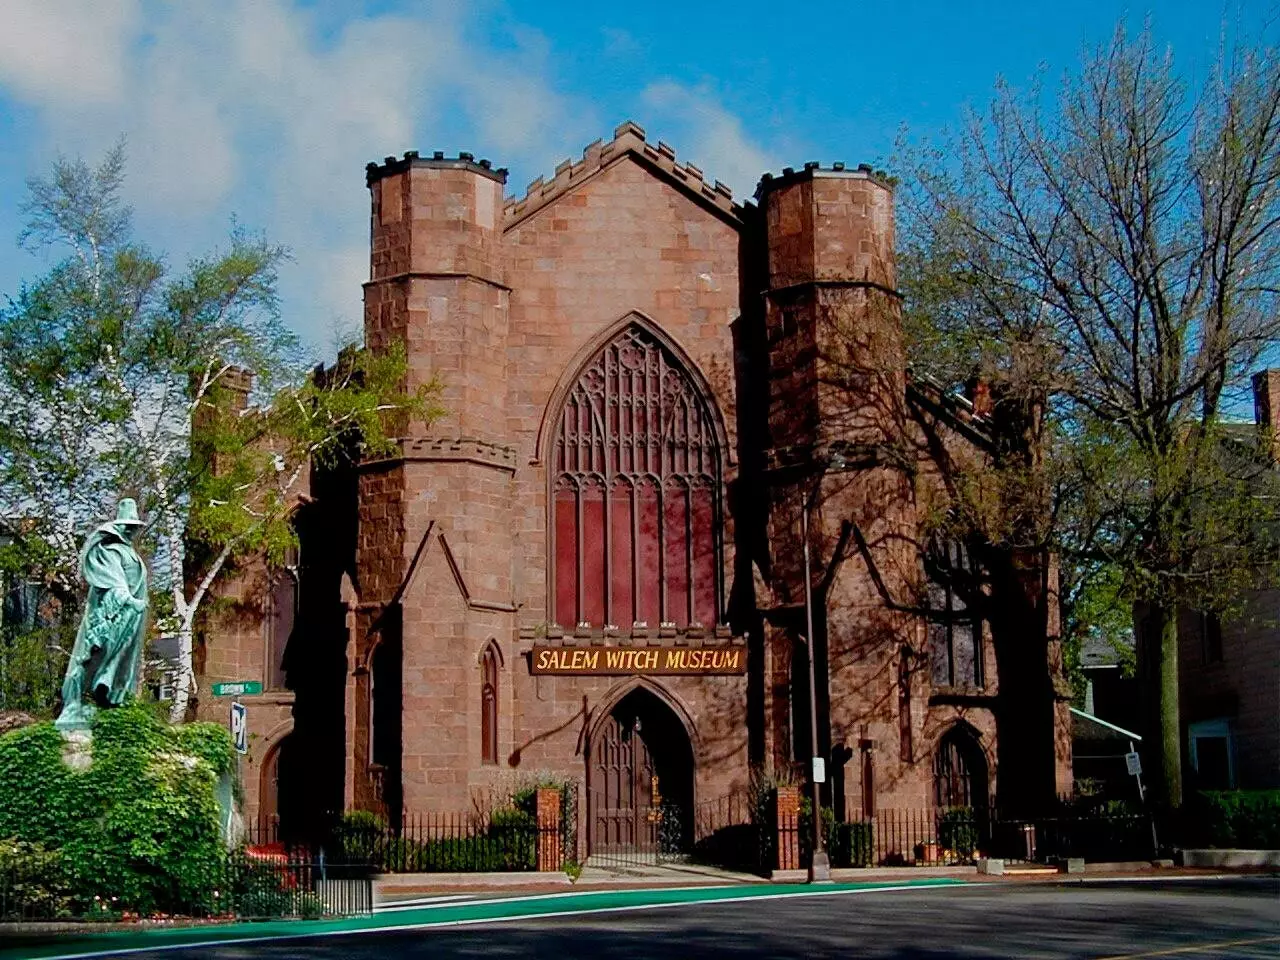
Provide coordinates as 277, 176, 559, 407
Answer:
0, 0, 1272, 355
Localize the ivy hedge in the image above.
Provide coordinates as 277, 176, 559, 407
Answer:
0, 702, 237, 917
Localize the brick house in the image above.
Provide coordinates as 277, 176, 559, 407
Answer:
194, 122, 1073, 847
1166, 371, 1280, 792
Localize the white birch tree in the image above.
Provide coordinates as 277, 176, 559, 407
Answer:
0, 146, 439, 723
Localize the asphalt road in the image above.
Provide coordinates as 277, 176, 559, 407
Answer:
62, 877, 1280, 960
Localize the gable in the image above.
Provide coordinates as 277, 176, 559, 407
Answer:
503, 121, 744, 233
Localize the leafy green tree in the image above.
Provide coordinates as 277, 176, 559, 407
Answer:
0, 145, 441, 723
899, 25, 1280, 807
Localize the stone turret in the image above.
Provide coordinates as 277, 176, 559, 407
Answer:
758, 162, 917, 800
758, 162, 902, 461
356, 152, 518, 819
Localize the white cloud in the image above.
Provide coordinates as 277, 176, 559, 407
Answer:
0, 4, 776, 351
640, 81, 783, 200
0, 0, 590, 349
0, 0, 140, 104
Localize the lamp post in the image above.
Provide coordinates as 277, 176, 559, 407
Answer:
801, 497, 831, 882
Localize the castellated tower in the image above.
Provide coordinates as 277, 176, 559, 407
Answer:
758, 164, 928, 808
197, 122, 1074, 841
357, 153, 518, 817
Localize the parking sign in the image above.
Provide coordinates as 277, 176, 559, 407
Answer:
230, 701, 248, 755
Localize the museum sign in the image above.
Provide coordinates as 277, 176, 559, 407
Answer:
530, 645, 746, 676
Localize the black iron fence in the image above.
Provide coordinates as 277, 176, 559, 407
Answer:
246, 785, 581, 875
688, 792, 768, 873
0, 850, 373, 923
775, 805, 1157, 871
325, 810, 539, 872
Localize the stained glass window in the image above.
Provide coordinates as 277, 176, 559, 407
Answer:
551, 325, 723, 629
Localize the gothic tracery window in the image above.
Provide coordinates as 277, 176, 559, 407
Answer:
552, 324, 723, 630
924, 539, 983, 689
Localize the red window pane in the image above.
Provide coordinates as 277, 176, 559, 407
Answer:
555, 482, 578, 627
691, 484, 717, 626
636, 480, 661, 626
610, 481, 634, 627
664, 482, 689, 627
582, 480, 606, 626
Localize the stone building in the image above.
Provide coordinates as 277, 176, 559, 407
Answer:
195, 122, 1073, 848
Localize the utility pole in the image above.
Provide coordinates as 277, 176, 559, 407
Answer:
801, 500, 831, 882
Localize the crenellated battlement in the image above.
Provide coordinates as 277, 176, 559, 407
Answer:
365, 150, 509, 187
502, 120, 740, 228
754, 161, 893, 201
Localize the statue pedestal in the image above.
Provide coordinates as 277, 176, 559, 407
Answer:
60, 727, 94, 772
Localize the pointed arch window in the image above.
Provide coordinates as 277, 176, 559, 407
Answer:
481, 643, 499, 765
933, 724, 989, 809
551, 323, 724, 630
924, 539, 983, 689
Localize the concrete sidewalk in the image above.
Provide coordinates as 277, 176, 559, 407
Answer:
371, 862, 988, 903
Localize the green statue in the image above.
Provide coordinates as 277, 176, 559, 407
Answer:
55, 499, 149, 731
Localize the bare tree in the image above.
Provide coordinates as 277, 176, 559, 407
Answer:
899, 25, 1280, 807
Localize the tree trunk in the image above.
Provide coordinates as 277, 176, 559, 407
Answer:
1155, 604, 1183, 809
168, 622, 194, 724
985, 547, 1061, 814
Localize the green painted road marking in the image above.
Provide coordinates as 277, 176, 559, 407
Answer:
1, 879, 967, 960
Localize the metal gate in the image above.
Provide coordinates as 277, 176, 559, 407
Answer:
589, 712, 685, 865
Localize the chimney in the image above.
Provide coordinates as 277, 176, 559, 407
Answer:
965, 377, 993, 418
1252, 369, 1280, 460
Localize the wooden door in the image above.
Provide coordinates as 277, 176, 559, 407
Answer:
591, 713, 658, 853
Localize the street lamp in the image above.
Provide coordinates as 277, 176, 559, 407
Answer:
800, 492, 831, 883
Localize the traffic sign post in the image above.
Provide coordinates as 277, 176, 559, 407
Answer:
1128, 739, 1160, 857
230, 701, 248, 755
1125, 751, 1142, 777
212, 681, 262, 698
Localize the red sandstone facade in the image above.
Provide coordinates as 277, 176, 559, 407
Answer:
196, 122, 1073, 846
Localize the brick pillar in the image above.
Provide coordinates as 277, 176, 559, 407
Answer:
536, 787, 562, 872
776, 786, 800, 871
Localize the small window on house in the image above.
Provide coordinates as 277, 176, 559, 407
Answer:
924, 540, 983, 689
1199, 612, 1224, 664
481, 644, 499, 765
1188, 719, 1235, 789
781, 308, 799, 340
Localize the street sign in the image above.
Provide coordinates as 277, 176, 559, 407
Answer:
812, 756, 826, 783
1125, 751, 1142, 776
230, 701, 248, 755
212, 681, 262, 697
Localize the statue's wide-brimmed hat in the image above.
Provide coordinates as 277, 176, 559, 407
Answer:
114, 498, 144, 526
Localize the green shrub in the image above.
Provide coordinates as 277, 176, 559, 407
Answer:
938, 808, 980, 860
0, 838, 72, 919
0, 702, 236, 916
1188, 790, 1280, 849
825, 821, 874, 868
331, 810, 388, 864
297, 892, 325, 920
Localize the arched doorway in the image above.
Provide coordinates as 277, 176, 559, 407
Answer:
588, 687, 694, 858
933, 724, 989, 809
259, 732, 302, 840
